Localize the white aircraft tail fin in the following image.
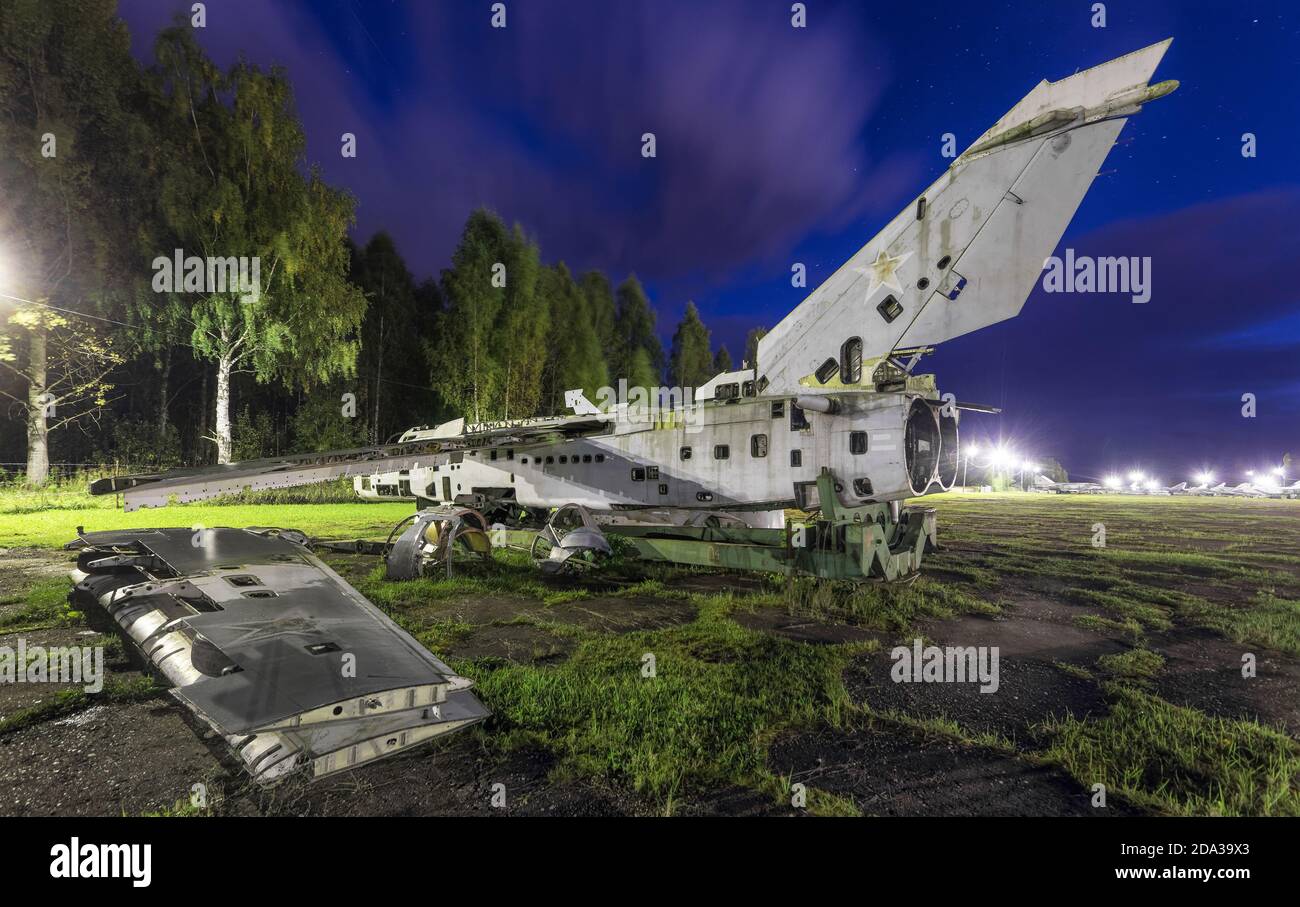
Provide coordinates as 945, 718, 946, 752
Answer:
756, 40, 1174, 395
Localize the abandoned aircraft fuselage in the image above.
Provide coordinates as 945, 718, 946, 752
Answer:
354, 383, 955, 522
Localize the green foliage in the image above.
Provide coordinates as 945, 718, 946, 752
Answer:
1096, 648, 1165, 682
783, 576, 999, 630
496, 226, 549, 419
610, 275, 664, 385
0, 497, 413, 548
712, 344, 733, 374
429, 209, 550, 421
94, 418, 182, 470
472, 593, 852, 800
230, 405, 277, 461
0, 0, 143, 302
541, 263, 607, 412
668, 301, 714, 390
0, 4, 733, 477
150, 26, 365, 460
1040, 685, 1300, 816
0, 0, 143, 483
1181, 591, 1300, 657
289, 383, 369, 452
624, 347, 659, 397
579, 270, 618, 365
351, 232, 435, 442
0, 578, 80, 630
137, 798, 209, 818
0, 674, 163, 737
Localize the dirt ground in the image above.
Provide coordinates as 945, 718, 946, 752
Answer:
2, 493, 1297, 816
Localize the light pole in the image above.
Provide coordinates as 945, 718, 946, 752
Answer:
963, 444, 979, 489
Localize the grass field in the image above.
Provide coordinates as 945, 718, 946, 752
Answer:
0, 481, 411, 549
1, 488, 1297, 816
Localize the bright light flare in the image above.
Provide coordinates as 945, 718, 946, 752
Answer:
1196, 471, 1214, 486
1104, 475, 1122, 489
990, 447, 1015, 470
1127, 470, 1144, 483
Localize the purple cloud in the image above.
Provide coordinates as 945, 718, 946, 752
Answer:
116, 0, 900, 287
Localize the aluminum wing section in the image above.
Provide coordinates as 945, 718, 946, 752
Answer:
66, 527, 490, 784
91, 416, 611, 511
756, 39, 1173, 395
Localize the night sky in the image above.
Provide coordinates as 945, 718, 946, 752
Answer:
116, 0, 1300, 483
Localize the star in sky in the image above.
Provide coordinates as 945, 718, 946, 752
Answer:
854, 249, 913, 299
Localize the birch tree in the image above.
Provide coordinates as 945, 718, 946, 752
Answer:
150, 26, 364, 462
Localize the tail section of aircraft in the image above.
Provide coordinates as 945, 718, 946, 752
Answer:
756, 40, 1175, 396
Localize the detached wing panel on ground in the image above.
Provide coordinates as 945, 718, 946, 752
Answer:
67, 527, 489, 784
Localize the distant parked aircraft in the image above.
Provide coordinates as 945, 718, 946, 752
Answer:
1031, 475, 1103, 494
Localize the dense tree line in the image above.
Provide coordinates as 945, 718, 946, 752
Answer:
0, 1, 759, 484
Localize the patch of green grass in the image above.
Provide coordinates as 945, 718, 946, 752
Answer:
412, 617, 477, 652
1053, 661, 1095, 682
783, 576, 998, 631
540, 589, 592, 607
1039, 685, 1300, 816
136, 798, 210, 817
1063, 587, 1174, 632
921, 562, 1000, 589
867, 708, 1018, 754
0, 579, 81, 630
765, 773, 862, 817
354, 562, 538, 605
803, 789, 863, 817
0, 499, 414, 549
1100, 547, 1280, 583
468, 592, 853, 805
0, 474, 109, 515
611, 578, 682, 599
0, 674, 164, 736
1180, 592, 1300, 657
1096, 648, 1165, 682
1073, 613, 1144, 638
